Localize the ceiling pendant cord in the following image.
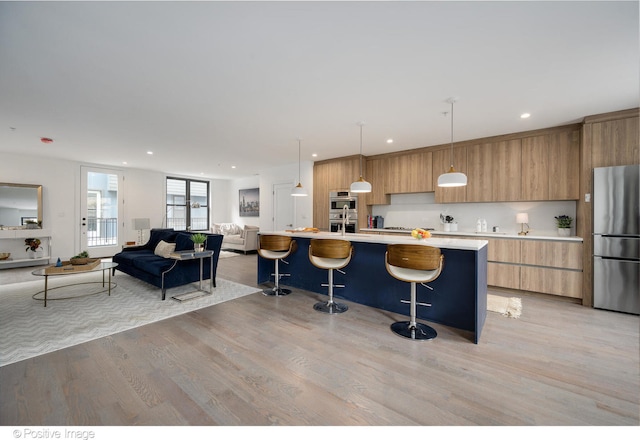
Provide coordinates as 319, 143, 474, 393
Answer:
437, 98, 468, 188
291, 137, 308, 197
350, 122, 372, 193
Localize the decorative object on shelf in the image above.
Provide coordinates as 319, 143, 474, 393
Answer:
437, 98, 467, 187
411, 228, 432, 240
516, 213, 530, 236
70, 251, 92, 265
25, 238, 41, 252
291, 138, 308, 197
56, 257, 63, 267
25, 220, 39, 229
189, 233, 207, 252
350, 122, 372, 193
133, 218, 150, 245
555, 215, 573, 236
0, 252, 10, 260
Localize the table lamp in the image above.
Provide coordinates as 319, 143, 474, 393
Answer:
133, 218, 151, 244
516, 213, 529, 236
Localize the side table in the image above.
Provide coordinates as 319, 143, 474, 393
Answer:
167, 250, 214, 302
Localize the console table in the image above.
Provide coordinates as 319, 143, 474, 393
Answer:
0, 229, 51, 269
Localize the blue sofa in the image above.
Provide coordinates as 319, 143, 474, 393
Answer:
112, 228, 223, 300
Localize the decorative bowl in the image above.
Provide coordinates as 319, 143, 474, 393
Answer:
0, 252, 10, 260
69, 257, 92, 265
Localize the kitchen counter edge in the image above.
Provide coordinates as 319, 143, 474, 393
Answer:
359, 228, 583, 242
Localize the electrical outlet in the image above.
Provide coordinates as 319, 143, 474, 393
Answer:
585, 193, 591, 202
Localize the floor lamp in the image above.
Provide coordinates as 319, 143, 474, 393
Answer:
133, 218, 150, 244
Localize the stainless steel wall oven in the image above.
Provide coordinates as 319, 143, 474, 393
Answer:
329, 191, 357, 233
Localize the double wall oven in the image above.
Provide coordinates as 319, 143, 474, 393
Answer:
329, 191, 357, 233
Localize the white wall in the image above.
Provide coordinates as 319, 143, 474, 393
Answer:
371, 193, 578, 236
0, 153, 315, 260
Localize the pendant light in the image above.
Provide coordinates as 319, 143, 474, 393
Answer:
350, 122, 372, 193
291, 137, 308, 197
437, 98, 467, 187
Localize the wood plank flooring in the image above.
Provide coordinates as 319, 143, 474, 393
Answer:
1, 253, 638, 425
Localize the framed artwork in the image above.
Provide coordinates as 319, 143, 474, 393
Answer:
239, 188, 259, 217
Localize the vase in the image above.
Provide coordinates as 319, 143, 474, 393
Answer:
443, 223, 451, 232
194, 244, 204, 252
28, 248, 43, 259
557, 228, 571, 237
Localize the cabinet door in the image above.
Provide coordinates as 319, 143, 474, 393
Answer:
491, 140, 521, 201
549, 130, 580, 200
521, 240, 583, 270
466, 143, 493, 202
521, 134, 549, 200
386, 151, 432, 194
521, 266, 583, 298
433, 146, 467, 203
487, 238, 521, 263
488, 262, 521, 289
364, 158, 390, 205
313, 162, 331, 230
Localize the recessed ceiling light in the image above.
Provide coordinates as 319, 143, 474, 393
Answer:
231, 165, 236, 169
312, 153, 318, 157
520, 113, 531, 119
147, 151, 153, 155
122, 161, 128, 165
386, 139, 393, 144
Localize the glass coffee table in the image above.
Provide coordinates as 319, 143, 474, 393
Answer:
31, 261, 118, 307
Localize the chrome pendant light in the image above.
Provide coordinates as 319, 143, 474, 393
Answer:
291, 137, 308, 197
350, 122, 372, 193
437, 98, 467, 187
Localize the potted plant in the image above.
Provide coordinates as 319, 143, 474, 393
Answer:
190, 233, 207, 252
24, 238, 42, 258
554, 215, 573, 236
70, 250, 91, 265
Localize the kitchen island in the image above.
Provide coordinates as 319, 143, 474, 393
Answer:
257, 231, 488, 343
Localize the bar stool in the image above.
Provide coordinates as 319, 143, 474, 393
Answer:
257, 234, 297, 296
308, 238, 352, 314
385, 244, 444, 340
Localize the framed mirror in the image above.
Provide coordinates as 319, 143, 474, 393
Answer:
0, 183, 43, 228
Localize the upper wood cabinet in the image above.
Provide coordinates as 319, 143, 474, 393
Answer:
364, 158, 390, 205
385, 151, 433, 194
521, 129, 580, 200
467, 140, 521, 202
433, 146, 467, 203
313, 156, 361, 230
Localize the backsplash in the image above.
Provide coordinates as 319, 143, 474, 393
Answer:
370, 193, 578, 236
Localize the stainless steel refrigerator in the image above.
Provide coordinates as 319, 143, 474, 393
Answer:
593, 165, 639, 315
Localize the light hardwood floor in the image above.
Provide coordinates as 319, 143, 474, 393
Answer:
1, 253, 638, 426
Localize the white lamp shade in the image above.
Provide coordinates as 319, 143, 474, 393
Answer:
516, 213, 529, 224
350, 176, 372, 193
291, 183, 308, 197
437, 170, 467, 187
133, 218, 150, 230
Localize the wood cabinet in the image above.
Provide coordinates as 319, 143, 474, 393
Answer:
313, 156, 365, 230
433, 146, 467, 203
520, 267, 583, 299
521, 240, 583, 270
466, 140, 521, 202
521, 129, 580, 201
385, 151, 433, 194
486, 238, 521, 290
519, 240, 583, 298
364, 158, 390, 206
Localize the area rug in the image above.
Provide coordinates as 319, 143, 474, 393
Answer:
487, 294, 522, 318
0, 272, 260, 367
218, 250, 242, 259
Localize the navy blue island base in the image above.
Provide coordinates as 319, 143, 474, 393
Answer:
257, 232, 488, 344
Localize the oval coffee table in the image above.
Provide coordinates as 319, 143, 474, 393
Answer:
31, 261, 118, 307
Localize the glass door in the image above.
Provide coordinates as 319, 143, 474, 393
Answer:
80, 166, 123, 257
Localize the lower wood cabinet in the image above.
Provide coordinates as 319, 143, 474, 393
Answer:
520, 266, 583, 299
488, 262, 521, 290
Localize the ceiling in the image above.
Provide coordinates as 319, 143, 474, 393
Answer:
1, 1, 638, 180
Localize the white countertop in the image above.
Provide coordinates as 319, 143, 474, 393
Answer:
359, 228, 583, 242
259, 230, 487, 251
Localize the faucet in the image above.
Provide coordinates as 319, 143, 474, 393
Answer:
342, 204, 349, 236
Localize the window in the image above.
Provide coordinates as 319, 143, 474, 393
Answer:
166, 178, 210, 231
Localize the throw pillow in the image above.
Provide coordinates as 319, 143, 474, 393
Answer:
154, 240, 176, 258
